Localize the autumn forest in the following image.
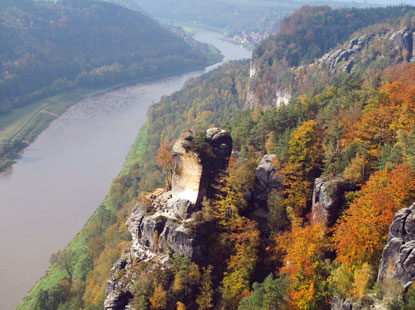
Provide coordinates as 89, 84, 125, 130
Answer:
8, 2, 415, 310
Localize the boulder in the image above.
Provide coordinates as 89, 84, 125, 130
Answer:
378, 203, 415, 293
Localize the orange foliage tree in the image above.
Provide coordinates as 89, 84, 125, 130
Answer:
276, 215, 329, 310
341, 64, 415, 164
156, 140, 173, 188
333, 164, 415, 269
382, 63, 415, 133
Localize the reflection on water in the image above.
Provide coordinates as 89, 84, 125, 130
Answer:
0, 29, 251, 310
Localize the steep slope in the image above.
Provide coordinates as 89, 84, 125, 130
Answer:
18, 60, 250, 310
247, 5, 415, 106
20, 5, 415, 310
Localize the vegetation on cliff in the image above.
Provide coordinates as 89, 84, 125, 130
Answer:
18, 60, 250, 310
20, 5, 415, 310
250, 5, 415, 104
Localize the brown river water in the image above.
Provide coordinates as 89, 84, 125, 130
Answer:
0, 29, 251, 310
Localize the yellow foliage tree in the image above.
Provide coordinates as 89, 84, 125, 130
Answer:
352, 263, 373, 298
283, 120, 324, 215
150, 283, 167, 310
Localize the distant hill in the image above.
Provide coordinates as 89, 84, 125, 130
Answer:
249, 5, 415, 104
0, 0, 208, 113
111, 0, 369, 42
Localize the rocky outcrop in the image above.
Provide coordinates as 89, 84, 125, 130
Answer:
378, 203, 415, 293
250, 154, 283, 231
253, 154, 283, 209
312, 177, 356, 227
273, 88, 291, 106
319, 28, 415, 73
104, 255, 134, 310
249, 59, 256, 78
389, 27, 414, 60
104, 128, 232, 310
245, 89, 260, 108
318, 34, 370, 73
331, 297, 366, 310
172, 128, 232, 205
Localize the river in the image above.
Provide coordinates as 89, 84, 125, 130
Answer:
0, 29, 251, 310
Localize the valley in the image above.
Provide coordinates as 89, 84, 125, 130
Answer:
0, 29, 250, 310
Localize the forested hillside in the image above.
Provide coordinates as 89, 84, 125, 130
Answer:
250, 5, 415, 104
99, 0, 367, 45
20, 4, 415, 310
0, 0, 209, 114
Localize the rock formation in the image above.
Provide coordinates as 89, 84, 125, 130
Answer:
311, 177, 356, 227
378, 202, 415, 293
245, 90, 260, 108
249, 59, 256, 78
172, 128, 233, 206
249, 154, 284, 231
389, 27, 414, 61
319, 28, 415, 73
318, 34, 371, 73
104, 128, 232, 310
331, 297, 365, 310
273, 88, 291, 106
252, 154, 283, 209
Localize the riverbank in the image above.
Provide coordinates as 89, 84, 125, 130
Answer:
0, 46, 223, 173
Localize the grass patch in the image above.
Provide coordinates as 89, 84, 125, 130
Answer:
182, 25, 196, 34
0, 89, 89, 141
122, 122, 149, 174
0, 88, 91, 172
206, 44, 224, 65
157, 18, 228, 36
17, 119, 148, 309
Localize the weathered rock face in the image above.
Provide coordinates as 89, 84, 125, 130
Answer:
312, 177, 356, 227
250, 154, 284, 231
273, 88, 291, 106
318, 34, 370, 73
331, 297, 365, 310
104, 255, 134, 310
249, 59, 256, 78
253, 154, 283, 209
245, 89, 260, 108
389, 27, 413, 57
104, 128, 232, 310
172, 128, 233, 205
378, 203, 415, 293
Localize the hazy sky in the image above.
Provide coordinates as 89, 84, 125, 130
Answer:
345, 0, 415, 5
